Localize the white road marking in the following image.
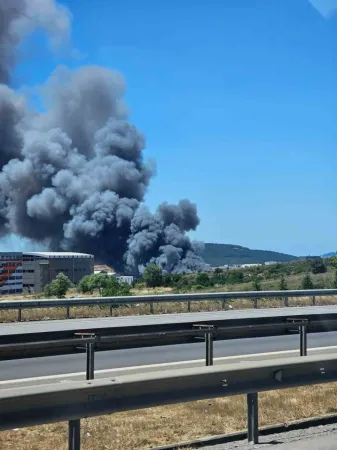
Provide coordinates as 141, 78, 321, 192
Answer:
0, 345, 336, 387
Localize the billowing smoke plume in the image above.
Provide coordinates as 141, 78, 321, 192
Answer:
0, 0, 205, 274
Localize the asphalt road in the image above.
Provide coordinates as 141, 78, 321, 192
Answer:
2, 305, 337, 335
0, 331, 337, 382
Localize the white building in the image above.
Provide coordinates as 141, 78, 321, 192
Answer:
116, 275, 134, 285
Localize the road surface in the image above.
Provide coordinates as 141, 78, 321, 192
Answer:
2, 305, 337, 335
0, 331, 337, 385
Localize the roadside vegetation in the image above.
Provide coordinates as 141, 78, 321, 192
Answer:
139, 257, 337, 293
1, 257, 337, 322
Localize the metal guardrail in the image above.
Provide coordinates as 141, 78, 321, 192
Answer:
0, 317, 328, 378
1, 354, 337, 449
1, 288, 337, 321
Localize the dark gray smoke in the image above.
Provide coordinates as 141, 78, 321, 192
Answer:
125, 200, 204, 273
0, 0, 205, 274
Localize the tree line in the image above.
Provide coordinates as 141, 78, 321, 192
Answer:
141, 258, 337, 292
42, 256, 337, 298
43, 272, 131, 298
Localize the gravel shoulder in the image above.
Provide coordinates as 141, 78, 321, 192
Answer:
200, 423, 337, 449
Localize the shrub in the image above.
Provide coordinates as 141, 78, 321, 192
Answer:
253, 277, 261, 291
44, 273, 73, 298
195, 272, 210, 287
310, 258, 327, 275
279, 275, 288, 291
301, 273, 314, 290
143, 264, 163, 288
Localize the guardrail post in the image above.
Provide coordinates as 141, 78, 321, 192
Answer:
284, 296, 289, 307
247, 392, 259, 443
17, 309, 22, 322
86, 342, 95, 380
66, 306, 70, 319
150, 302, 154, 314
205, 331, 213, 366
68, 419, 80, 450
187, 301, 191, 312
222, 299, 226, 309
312, 295, 316, 306
253, 298, 258, 309
300, 324, 307, 356
109, 304, 113, 316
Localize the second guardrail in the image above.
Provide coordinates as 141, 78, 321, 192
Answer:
0, 318, 317, 371
1, 288, 337, 321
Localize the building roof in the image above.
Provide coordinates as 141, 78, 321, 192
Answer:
23, 252, 94, 259
94, 264, 115, 274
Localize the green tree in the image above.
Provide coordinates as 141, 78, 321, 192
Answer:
214, 268, 223, 275
143, 264, 163, 288
212, 272, 226, 286
227, 271, 244, 284
301, 273, 314, 290
279, 274, 288, 291
310, 258, 327, 275
333, 270, 337, 289
44, 272, 73, 298
77, 273, 111, 296
77, 275, 93, 294
195, 272, 210, 287
330, 256, 337, 269
101, 276, 132, 297
77, 273, 132, 297
253, 277, 261, 291
162, 273, 173, 287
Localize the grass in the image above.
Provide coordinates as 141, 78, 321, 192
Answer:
1, 382, 337, 449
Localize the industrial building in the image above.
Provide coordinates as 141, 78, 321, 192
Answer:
0, 252, 23, 295
0, 252, 94, 295
94, 265, 134, 285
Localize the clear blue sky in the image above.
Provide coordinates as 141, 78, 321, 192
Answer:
10, 0, 337, 256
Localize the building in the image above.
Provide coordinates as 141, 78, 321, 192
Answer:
0, 252, 23, 295
94, 264, 115, 275
22, 252, 94, 294
94, 265, 134, 285
240, 263, 262, 268
116, 275, 134, 285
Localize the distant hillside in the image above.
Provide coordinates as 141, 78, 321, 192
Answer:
202, 243, 298, 266
322, 252, 337, 258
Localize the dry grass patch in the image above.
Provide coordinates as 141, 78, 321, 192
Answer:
1, 383, 337, 449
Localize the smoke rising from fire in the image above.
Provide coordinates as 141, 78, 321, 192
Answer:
0, 0, 205, 274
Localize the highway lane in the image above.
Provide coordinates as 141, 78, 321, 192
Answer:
0, 331, 337, 382
2, 305, 337, 335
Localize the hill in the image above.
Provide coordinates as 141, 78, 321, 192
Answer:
322, 252, 337, 258
202, 243, 298, 266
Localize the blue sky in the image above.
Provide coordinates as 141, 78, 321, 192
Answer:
9, 0, 337, 256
